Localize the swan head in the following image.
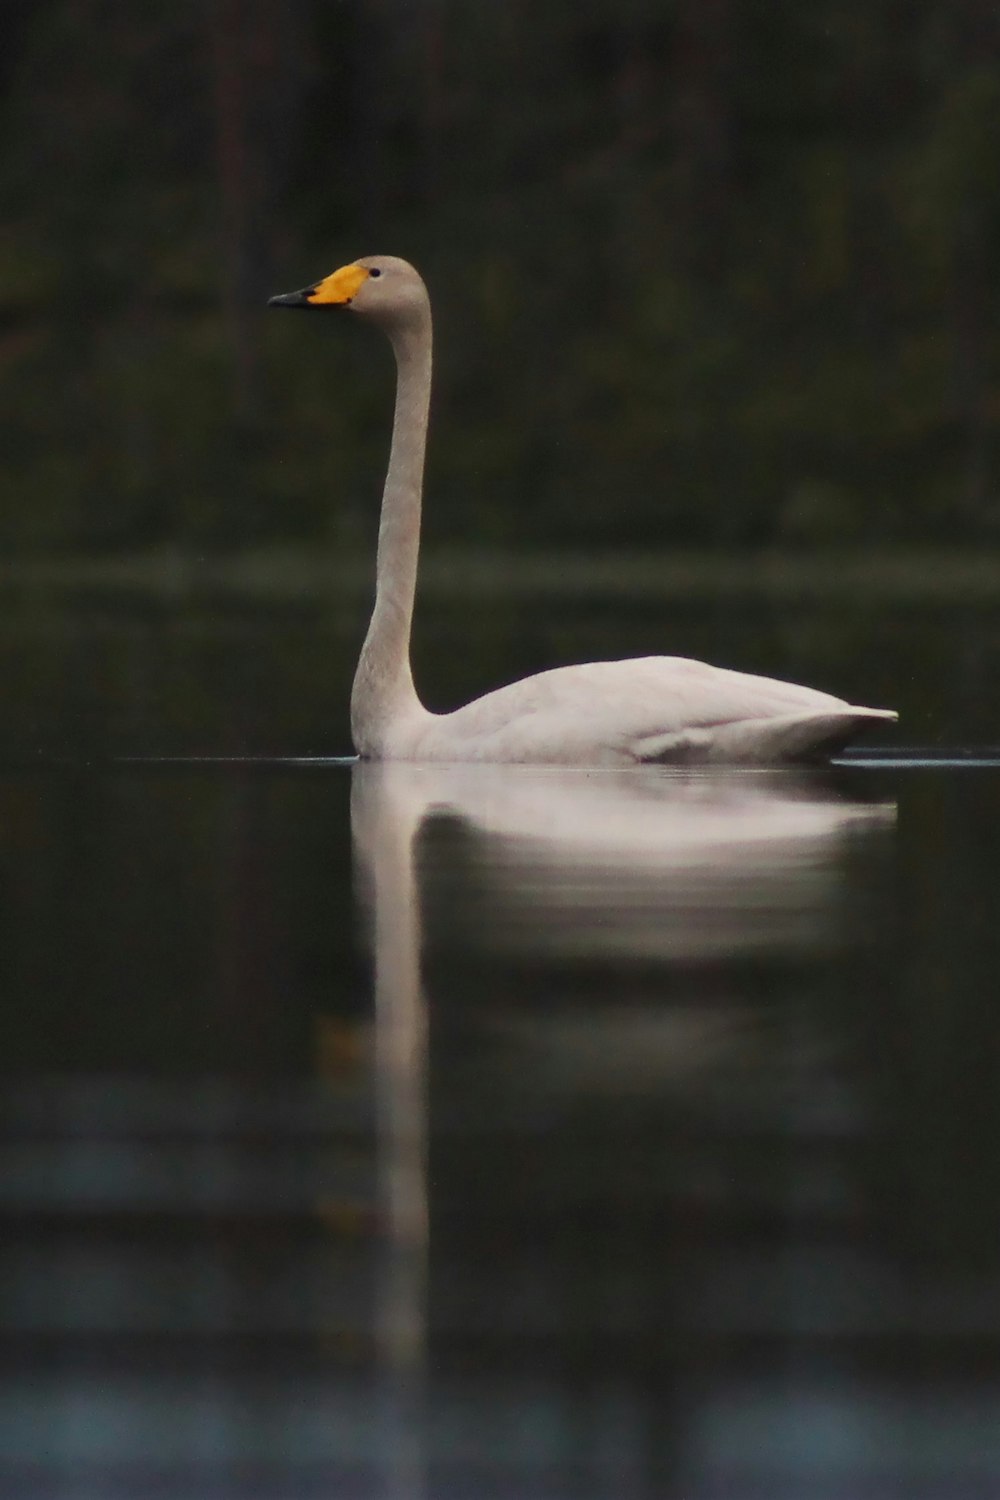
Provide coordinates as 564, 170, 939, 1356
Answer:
267, 255, 428, 331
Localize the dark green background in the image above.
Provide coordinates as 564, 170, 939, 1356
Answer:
2, 0, 998, 555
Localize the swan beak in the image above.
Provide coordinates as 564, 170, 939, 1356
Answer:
267, 263, 370, 310
267, 288, 316, 309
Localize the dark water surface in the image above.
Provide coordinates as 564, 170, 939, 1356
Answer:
2, 597, 1000, 1498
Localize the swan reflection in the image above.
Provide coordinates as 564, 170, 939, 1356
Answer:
353, 762, 894, 1105
352, 762, 893, 1495
353, 761, 894, 960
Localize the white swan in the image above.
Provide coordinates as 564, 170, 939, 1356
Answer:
269, 255, 896, 764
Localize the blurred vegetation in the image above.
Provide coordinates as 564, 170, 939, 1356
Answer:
0, 0, 999, 556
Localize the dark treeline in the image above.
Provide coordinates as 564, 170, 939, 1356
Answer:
1, 0, 999, 554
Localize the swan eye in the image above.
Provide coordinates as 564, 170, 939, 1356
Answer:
369, 268, 382, 278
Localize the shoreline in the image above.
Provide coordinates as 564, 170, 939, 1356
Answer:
2, 546, 1000, 607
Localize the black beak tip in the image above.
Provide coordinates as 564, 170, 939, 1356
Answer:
267, 289, 312, 309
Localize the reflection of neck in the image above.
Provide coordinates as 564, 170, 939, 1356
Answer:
351, 767, 428, 1370
351, 315, 432, 756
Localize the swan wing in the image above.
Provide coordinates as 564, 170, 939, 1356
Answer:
410, 656, 895, 765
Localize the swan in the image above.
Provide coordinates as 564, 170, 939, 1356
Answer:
269, 255, 896, 764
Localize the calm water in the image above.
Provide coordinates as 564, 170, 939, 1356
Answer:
2, 594, 1000, 1498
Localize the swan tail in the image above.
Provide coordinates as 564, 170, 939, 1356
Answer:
708, 707, 897, 764
634, 707, 897, 766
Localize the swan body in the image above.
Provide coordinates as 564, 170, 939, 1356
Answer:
354, 656, 890, 766
269, 255, 896, 765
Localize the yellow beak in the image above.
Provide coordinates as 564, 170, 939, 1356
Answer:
267, 262, 370, 310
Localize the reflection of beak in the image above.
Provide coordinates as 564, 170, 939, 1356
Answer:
267, 287, 320, 309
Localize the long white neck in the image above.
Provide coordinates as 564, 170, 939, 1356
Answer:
351, 311, 432, 755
